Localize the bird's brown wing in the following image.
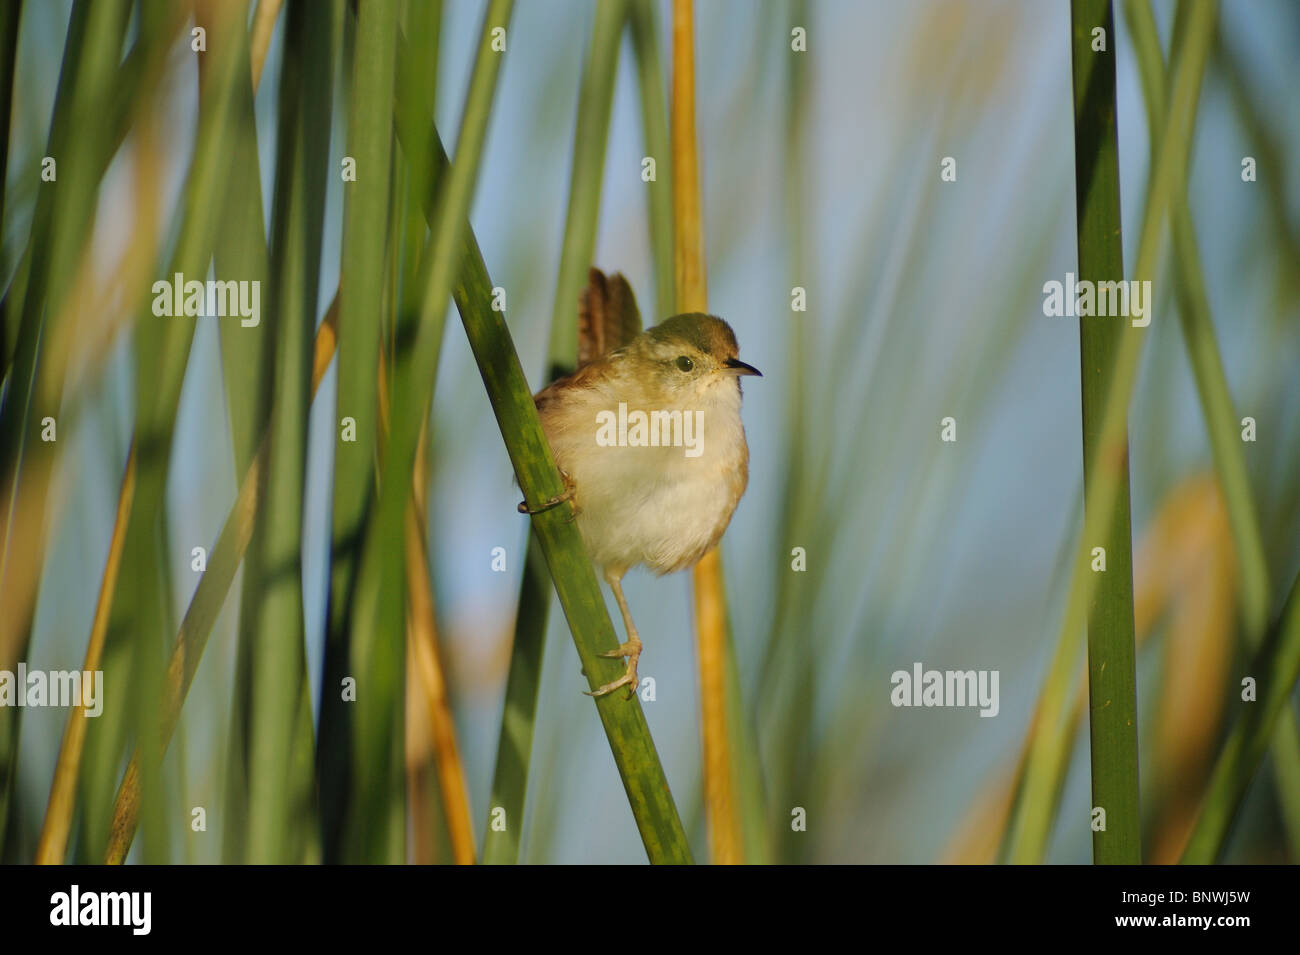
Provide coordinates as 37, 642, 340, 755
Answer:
578, 268, 642, 368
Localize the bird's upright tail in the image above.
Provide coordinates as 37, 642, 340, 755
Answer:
577, 268, 643, 370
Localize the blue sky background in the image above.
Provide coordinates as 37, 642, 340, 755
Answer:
8, 0, 1300, 862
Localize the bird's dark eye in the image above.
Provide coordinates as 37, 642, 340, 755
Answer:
675, 355, 695, 372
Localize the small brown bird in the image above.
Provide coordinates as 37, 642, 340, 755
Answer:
527, 270, 760, 698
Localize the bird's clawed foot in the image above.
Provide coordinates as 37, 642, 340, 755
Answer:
584, 637, 642, 700
517, 467, 579, 519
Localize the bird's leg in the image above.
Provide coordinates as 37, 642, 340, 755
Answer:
584, 569, 643, 700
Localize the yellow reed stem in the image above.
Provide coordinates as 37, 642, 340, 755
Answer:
671, 0, 741, 865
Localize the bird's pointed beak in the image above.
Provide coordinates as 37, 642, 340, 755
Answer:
723, 357, 762, 377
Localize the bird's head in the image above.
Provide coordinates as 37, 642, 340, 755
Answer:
624, 313, 761, 404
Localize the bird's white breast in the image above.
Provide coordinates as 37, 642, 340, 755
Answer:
541, 379, 749, 575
